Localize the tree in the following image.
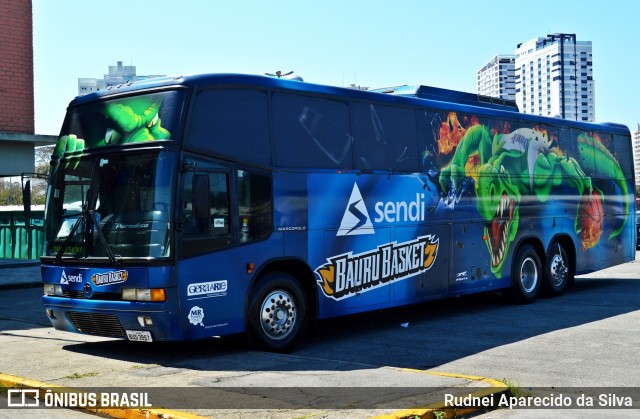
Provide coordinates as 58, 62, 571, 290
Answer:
0, 179, 23, 206
31, 146, 54, 205
0, 146, 54, 207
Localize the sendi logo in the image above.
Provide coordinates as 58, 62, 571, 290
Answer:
60, 270, 82, 284
337, 183, 374, 236
338, 183, 431, 237
373, 193, 428, 223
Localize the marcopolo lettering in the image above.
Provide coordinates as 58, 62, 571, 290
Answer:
315, 235, 439, 300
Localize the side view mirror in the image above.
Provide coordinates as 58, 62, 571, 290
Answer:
22, 180, 32, 220
193, 174, 210, 232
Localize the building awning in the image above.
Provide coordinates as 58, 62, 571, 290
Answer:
0, 131, 57, 147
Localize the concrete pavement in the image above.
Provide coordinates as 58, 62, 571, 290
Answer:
1, 256, 638, 418
0, 259, 509, 419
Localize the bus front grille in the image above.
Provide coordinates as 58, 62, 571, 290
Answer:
66, 312, 126, 338
61, 290, 122, 301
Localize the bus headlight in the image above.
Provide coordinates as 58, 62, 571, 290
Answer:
44, 284, 63, 296
122, 288, 166, 302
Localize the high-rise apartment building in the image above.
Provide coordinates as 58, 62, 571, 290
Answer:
477, 54, 516, 101
78, 61, 165, 95
514, 33, 594, 121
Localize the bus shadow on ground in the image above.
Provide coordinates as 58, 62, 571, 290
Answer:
60, 275, 640, 373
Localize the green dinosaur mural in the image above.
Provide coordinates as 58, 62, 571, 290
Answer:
439, 123, 629, 278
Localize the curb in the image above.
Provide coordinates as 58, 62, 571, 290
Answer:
368, 369, 510, 419
1, 370, 509, 419
0, 373, 208, 419
0, 261, 40, 269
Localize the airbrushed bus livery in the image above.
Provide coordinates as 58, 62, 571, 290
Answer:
41, 74, 635, 351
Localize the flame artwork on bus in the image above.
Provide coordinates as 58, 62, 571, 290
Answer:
40, 75, 635, 352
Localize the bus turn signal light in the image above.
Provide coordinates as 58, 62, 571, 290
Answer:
150, 288, 166, 302
122, 288, 166, 302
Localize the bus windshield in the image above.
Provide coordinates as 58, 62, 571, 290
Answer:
44, 150, 175, 260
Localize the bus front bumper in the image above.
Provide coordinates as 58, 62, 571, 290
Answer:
43, 296, 183, 342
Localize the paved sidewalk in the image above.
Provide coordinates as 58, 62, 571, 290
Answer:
0, 259, 41, 290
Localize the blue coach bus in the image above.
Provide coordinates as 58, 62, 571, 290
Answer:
41, 74, 635, 351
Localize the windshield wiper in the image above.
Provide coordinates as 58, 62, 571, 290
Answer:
54, 155, 121, 264
83, 157, 120, 264
53, 209, 121, 264
54, 215, 84, 263
87, 209, 121, 265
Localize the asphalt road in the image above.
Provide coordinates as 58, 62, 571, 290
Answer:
0, 253, 638, 418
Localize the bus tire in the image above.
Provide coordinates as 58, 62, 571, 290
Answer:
510, 244, 541, 304
544, 242, 571, 297
247, 272, 307, 353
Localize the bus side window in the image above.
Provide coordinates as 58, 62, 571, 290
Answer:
209, 173, 230, 234
352, 102, 419, 172
238, 169, 273, 243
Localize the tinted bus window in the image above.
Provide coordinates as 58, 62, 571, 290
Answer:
187, 89, 271, 166
272, 93, 352, 169
238, 169, 273, 243
352, 103, 419, 172
612, 134, 633, 179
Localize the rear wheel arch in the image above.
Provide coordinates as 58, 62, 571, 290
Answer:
252, 259, 318, 318
509, 238, 544, 303
245, 259, 317, 352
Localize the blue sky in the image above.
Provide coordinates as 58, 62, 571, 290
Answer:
33, 0, 640, 135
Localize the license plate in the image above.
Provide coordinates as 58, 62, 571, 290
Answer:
126, 330, 153, 342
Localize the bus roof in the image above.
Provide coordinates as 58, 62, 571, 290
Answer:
68, 73, 630, 135
369, 84, 519, 112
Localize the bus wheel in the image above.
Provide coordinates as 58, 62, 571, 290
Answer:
544, 242, 571, 297
247, 272, 307, 352
510, 244, 541, 304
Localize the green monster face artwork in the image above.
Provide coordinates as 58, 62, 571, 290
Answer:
439, 121, 628, 278
103, 98, 170, 145
54, 96, 171, 163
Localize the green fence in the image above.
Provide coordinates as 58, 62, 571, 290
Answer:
0, 211, 44, 259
